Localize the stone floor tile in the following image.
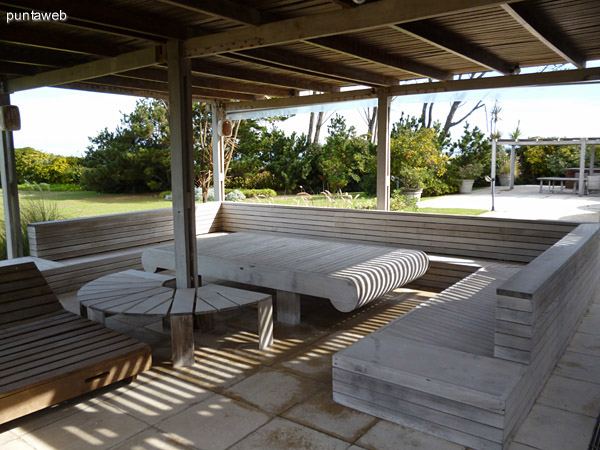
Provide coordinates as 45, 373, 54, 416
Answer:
507, 442, 540, 450
0, 437, 36, 450
347, 446, 368, 450
223, 368, 323, 415
0, 428, 18, 446
511, 404, 595, 450
20, 401, 149, 450
356, 420, 467, 450
537, 374, 600, 417
155, 394, 270, 450
277, 330, 364, 383
110, 428, 191, 450
96, 370, 213, 425
229, 417, 349, 450
567, 332, 600, 357
282, 388, 377, 442
555, 351, 600, 383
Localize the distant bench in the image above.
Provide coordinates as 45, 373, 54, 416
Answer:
333, 223, 600, 450
25, 203, 220, 294
537, 176, 581, 194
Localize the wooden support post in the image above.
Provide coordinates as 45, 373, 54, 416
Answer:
88, 308, 106, 324
491, 139, 497, 211
258, 297, 274, 350
170, 315, 195, 367
376, 88, 391, 211
212, 103, 225, 202
276, 290, 301, 325
509, 145, 516, 190
0, 90, 23, 259
168, 40, 197, 290
579, 138, 586, 197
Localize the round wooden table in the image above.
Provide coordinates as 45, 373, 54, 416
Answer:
78, 270, 273, 366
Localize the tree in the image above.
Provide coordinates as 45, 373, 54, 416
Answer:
14, 147, 81, 185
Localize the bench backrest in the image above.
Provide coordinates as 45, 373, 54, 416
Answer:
0, 262, 63, 328
28, 203, 221, 261
219, 202, 577, 263
495, 223, 600, 364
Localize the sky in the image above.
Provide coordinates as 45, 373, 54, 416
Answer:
10, 63, 600, 158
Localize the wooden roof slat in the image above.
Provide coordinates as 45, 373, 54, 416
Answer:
501, 3, 586, 68
154, 0, 263, 26
238, 47, 397, 86
190, 58, 339, 93
182, 0, 515, 58
392, 22, 518, 75
308, 36, 451, 81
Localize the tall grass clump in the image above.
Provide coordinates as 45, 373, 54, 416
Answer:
0, 182, 65, 260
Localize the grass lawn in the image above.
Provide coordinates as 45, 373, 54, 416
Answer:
2, 190, 169, 219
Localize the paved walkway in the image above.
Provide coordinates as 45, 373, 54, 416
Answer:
419, 184, 600, 222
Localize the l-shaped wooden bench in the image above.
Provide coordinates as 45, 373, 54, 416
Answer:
0, 263, 152, 424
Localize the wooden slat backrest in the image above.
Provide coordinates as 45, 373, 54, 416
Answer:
0, 262, 62, 327
219, 203, 577, 263
495, 223, 600, 364
27, 203, 221, 261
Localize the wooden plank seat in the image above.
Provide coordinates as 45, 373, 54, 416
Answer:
333, 223, 600, 450
142, 232, 430, 325
78, 270, 274, 367
0, 263, 152, 425
26, 204, 221, 294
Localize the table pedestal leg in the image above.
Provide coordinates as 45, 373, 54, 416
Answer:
171, 315, 195, 367
276, 290, 301, 325
88, 308, 106, 324
258, 297, 273, 349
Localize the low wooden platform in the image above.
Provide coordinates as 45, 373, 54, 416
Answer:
333, 223, 600, 450
142, 232, 429, 324
0, 263, 152, 425
78, 270, 274, 367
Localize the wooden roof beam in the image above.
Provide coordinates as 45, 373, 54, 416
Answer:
183, 0, 522, 58
5, 45, 166, 92
154, 0, 262, 26
0, 1, 186, 40
238, 47, 397, 87
501, 3, 586, 69
308, 36, 451, 81
225, 67, 600, 113
190, 59, 338, 93
0, 26, 128, 57
119, 67, 296, 97
82, 75, 260, 101
392, 22, 519, 75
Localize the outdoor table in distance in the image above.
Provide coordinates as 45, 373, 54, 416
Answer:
537, 176, 581, 194
77, 270, 273, 366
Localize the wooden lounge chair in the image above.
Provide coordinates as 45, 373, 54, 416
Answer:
0, 262, 152, 425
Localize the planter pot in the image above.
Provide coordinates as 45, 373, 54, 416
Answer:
459, 179, 475, 194
402, 188, 423, 203
498, 174, 510, 186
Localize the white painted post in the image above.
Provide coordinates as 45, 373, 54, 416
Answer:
167, 40, 198, 292
491, 139, 497, 211
0, 90, 23, 259
509, 145, 516, 190
579, 138, 586, 197
376, 88, 390, 211
212, 104, 225, 202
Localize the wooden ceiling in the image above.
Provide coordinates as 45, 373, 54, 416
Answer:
1, 0, 600, 104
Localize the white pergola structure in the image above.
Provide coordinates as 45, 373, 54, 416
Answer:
492, 137, 600, 196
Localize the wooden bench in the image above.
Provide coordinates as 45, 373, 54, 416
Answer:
142, 232, 430, 325
0, 262, 152, 425
26, 203, 221, 294
332, 223, 600, 450
77, 270, 274, 367
537, 176, 581, 194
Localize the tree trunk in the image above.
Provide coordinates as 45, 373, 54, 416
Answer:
313, 112, 324, 144
308, 112, 315, 141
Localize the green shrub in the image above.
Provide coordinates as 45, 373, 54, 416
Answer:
225, 189, 246, 202
18, 183, 84, 192
15, 147, 82, 185
158, 190, 172, 199
225, 188, 276, 198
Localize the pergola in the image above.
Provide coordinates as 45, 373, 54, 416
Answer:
492, 137, 600, 196
1, 0, 600, 300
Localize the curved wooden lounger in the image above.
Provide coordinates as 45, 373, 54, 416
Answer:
142, 232, 429, 313
0, 263, 152, 425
